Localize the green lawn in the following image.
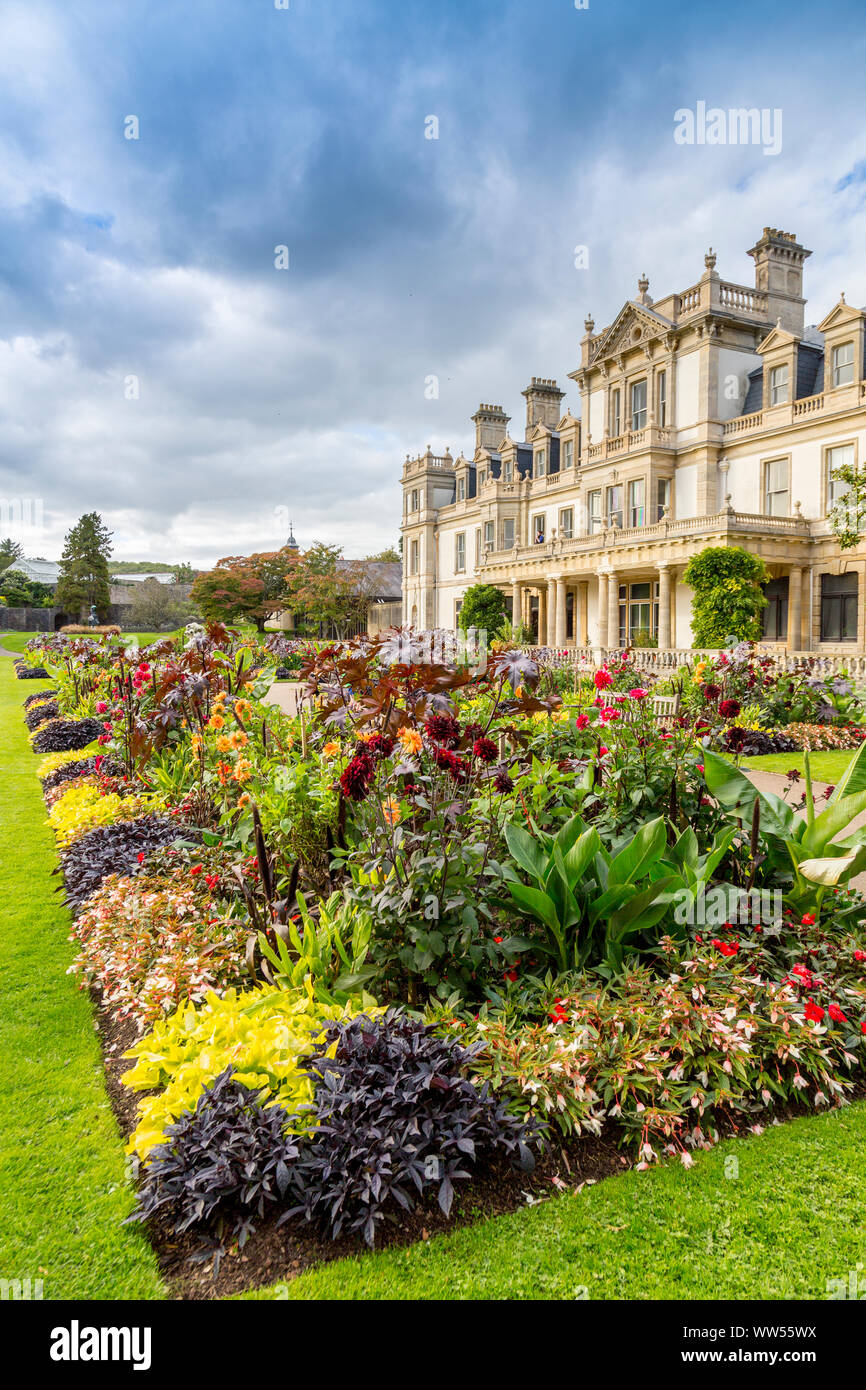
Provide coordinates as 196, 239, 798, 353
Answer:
0, 654, 165, 1299
243, 1100, 866, 1300
737, 749, 854, 783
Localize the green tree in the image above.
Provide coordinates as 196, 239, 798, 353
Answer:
281, 542, 375, 637
171, 562, 196, 583
54, 513, 113, 621
366, 545, 400, 563
458, 583, 508, 638
0, 538, 23, 573
683, 546, 769, 647
827, 458, 866, 551
126, 578, 195, 632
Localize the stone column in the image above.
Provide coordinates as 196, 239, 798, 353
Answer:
579, 581, 589, 647
596, 572, 608, 647
555, 576, 567, 647
607, 569, 620, 649
657, 565, 671, 649
536, 586, 545, 643
788, 566, 803, 652
546, 578, 557, 646
511, 579, 522, 632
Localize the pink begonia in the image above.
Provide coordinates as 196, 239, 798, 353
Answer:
628, 687, 649, 700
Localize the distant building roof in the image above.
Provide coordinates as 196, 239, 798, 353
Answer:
336, 559, 402, 599
6, 558, 61, 584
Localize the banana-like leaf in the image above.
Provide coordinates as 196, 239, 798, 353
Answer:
702, 750, 796, 838
506, 881, 562, 934
504, 821, 549, 885
800, 788, 866, 857
608, 816, 666, 886
798, 848, 866, 886
828, 736, 866, 804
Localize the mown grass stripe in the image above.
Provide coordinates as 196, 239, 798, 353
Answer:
242, 1094, 866, 1300
0, 656, 164, 1299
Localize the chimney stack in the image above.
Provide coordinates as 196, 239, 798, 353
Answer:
471, 403, 510, 452
747, 228, 811, 336
521, 377, 565, 434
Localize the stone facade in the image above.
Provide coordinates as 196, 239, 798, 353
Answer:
400, 228, 866, 653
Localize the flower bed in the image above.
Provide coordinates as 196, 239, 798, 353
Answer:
16, 624, 866, 1293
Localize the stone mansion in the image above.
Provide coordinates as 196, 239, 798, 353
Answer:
400, 228, 866, 652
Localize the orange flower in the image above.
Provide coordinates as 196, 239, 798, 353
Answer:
216, 736, 232, 753
382, 795, 401, 826
397, 727, 423, 755
233, 757, 253, 784
323, 741, 340, 758
237, 793, 252, 809
230, 731, 249, 749
208, 713, 225, 730
216, 760, 231, 786
234, 699, 252, 721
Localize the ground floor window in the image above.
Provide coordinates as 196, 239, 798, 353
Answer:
617, 581, 658, 646
821, 572, 858, 642
762, 576, 788, 641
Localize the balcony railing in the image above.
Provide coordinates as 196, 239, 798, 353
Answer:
480, 507, 810, 568
585, 426, 674, 461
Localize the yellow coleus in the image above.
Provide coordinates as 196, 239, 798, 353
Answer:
47, 783, 149, 847
37, 746, 100, 778
123, 984, 375, 1160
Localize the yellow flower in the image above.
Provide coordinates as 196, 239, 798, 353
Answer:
397, 727, 423, 755
382, 795, 401, 826
323, 741, 340, 758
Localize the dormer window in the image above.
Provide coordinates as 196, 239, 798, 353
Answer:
478, 469, 486, 487
769, 364, 789, 406
503, 458, 513, 483
457, 477, 465, 501
833, 341, 854, 387
562, 439, 574, 469
535, 448, 546, 478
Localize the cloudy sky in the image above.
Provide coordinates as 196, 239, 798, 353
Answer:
2, 0, 866, 567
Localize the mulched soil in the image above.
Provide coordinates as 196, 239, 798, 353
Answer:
90, 989, 865, 1301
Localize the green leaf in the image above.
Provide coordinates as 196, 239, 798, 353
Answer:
506, 881, 562, 934
800, 788, 866, 857
828, 736, 866, 803
504, 821, 548, 885
608, 817, 666, 886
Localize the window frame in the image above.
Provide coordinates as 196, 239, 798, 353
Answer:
610, 388, 621, 437
502, 517, 515, 549
832, 341, 855, 388
605, 484, 623, 529
535, 448, 546, 478
587, 489, 602, 534
562, 438, 574, 469
559, 507, 574, 540
454, 531, 466, 572
630, 379, 647, 431
656, 476, 671, 521
825, 441, 856, 515
769, 363, 789, 406
763, 455, 790, 517
657, 370, 667, 427
627, 477, 645, 528
821, 571, 858, 643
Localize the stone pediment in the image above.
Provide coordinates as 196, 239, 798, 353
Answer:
589, 301, 675, 365
817, 297, 865, 333
756, 323, 799, 354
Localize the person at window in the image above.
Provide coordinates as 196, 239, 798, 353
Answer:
534, 526, 545, 544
